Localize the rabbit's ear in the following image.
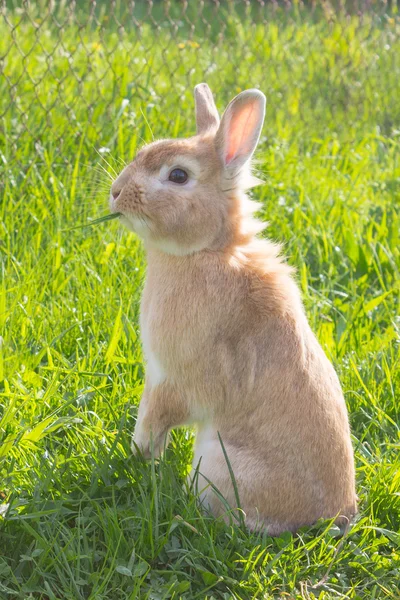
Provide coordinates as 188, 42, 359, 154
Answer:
215, 89, 266, 175
194, 83, 220, 134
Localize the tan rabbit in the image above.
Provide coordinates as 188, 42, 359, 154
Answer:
109, 84, 357, 535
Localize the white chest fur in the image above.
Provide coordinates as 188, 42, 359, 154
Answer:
140, 315, 166, 387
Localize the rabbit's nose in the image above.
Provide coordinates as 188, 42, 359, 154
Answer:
112, 189, 121, 200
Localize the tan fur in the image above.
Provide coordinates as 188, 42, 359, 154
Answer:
194, 83, 220, 134
110, 84, 357, 535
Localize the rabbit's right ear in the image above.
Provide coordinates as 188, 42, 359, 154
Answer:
194, 83, 220, 134
215, 89, 266, 177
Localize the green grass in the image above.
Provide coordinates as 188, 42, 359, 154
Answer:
1, 2, 400, 598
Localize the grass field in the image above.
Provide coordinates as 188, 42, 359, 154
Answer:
1, 2, 400, 598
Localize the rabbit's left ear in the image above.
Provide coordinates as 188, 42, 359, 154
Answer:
215, 89, 266, 175
194, 83, 220, 134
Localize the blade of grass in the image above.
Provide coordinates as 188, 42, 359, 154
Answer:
61, 212, 121, 231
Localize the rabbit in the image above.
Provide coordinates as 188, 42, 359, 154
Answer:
109, 83, 357, 535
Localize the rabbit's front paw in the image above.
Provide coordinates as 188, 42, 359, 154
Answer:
131, 424, 166, 459
131, 426, 151, 459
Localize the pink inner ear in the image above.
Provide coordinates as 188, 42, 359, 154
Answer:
225, 100, 260, 165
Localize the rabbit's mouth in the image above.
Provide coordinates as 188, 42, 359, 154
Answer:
109, 192, 119, 214
119, 211, 152, 238
109, 188, 150, 234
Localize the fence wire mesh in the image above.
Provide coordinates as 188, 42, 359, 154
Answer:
1, 0, 400, 173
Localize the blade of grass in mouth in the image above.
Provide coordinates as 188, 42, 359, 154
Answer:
62, 213, 122, 231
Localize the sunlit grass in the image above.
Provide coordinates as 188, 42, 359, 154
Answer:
0, 2, 399, 598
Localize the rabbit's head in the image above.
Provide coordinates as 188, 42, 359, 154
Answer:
110, 84, 266, 255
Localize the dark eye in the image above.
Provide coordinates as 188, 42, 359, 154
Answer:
168, 168, 188, 184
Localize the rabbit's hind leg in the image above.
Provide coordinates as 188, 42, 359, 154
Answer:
189, 426, 299, 536
190, 427, 249, 525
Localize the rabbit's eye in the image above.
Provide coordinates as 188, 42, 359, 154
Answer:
168, 168, 188, 184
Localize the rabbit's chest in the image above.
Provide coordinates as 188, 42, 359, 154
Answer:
140, 315, 167, 386
140, 287, 205, 380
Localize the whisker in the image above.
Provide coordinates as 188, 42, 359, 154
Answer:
114, 156, 128, 168
75, 187, 110, 195
91, 162, 115, 182
93, 148, 119, 178
78, 186, 110, 194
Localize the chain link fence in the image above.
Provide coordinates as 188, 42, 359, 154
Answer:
1, 0, 400, 173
